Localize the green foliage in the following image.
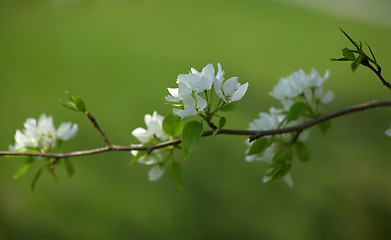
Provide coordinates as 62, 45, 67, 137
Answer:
318, 120, 332, 136
59, 91, 86, 112
263, 146, 293, 184
342, 48, 355, 60
351, 54, 362, 72
220, 103, 236, 112
294, 141, 310, 162
13, 157, 35, 179
246, 138, 269, 156
213, 116, 226, 135
163, 112, 184, 137
182, 121, 203, 159
31, 167, 43, 191
287, 102, 308, 123
331, 28, 379, 72
165, 161, 183, 190
64, 158, 75, 177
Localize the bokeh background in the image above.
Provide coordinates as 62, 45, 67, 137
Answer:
1, 0, 391, 239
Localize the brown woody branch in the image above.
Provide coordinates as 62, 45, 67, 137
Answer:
1, 100, 390, 159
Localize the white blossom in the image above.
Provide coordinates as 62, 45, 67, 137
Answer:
270, 69, 333, 109
131, 111, 168, 143
165, 63, 216, 118
166, 63, 248, 118
10, 114, 78, 152
214, 63, 248, 103
148, 165, 166, 181
130, 111, 170, 181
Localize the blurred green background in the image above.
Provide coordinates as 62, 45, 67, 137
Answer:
1, 0, 391, 239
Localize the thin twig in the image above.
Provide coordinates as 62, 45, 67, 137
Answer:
85, 110, 111, 147
1, 100, 390, 159
363, 61, 391, 91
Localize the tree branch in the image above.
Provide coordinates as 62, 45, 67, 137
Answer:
1, 100, 390, 159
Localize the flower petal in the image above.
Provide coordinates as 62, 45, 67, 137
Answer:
195, 93, 207, 111
230, 82, 248, 102
148, 165, 165, 181
222, 77, 239, 96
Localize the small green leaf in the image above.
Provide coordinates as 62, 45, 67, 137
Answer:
340, 28, 359, 49
213, 116, 227, 135
64, 158, 75, 177
351, 53, 362, 72
71, 95, 86, 112
218, 116, 226, 130
246, 138, 269, 156
262, 163, 291, 184
166, 161, 183, 190
163, 112, 184, 137
273, 146, 294, 165
318, 120, 332, 136
13, 157, 35, 179
295, 141, 310, 162
164, 102, 184, 109
331, 57, 353, 62
262, 146, 293, 184
220, 103, 236, 112
31, 167, 43, 191
342, 48, 355, 60
59, 99, 79, 112
130, 150, 147, 165
287, 102, 308, 122
61, 91, 86, 112
365, 41, 377, 64
182, 121, 203, 159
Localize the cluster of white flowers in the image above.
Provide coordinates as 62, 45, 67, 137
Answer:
270, 69, 334, 110
9, 114, 78, 152
131, 111, 169, 181
245, 108, 295, 187
245, 68, 334, 187
166, 63, 248, 119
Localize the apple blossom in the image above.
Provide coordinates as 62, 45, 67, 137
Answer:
9, 114, 78, 152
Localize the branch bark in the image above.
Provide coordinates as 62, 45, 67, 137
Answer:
1, 100, 390, 159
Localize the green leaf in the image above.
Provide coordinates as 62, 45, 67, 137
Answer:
31, 167, 43, 191
166, 161, 183, 190
182, 121, 203, 159
351, 53, 362, 72
263, 146, 293, 184
218, 116, 226, 130
318, 120, 332, 136
163, 112, 184, 137
246, 138, 269, 156
262, 163, 292, 184
340, 28, 359, 49
272, 146, 294, 165
58, 99, 79, 112
287, 102, 308, 123
331, 57, 353, 62
213, 116, 226, 135
342, 48, 355, 60
13, 157, 35, 179
64, 158, 75, 177
220, 103, 236, 112
365, 41, 377, 64
71, 95, 86, 112
129, 150, 147, 165
295, 141, 310, 162
164, 102, 184, 109
61, 91, 86, 112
